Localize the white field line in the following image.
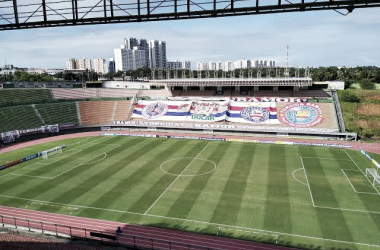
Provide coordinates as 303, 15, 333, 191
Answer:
300, 157, 352, 161
8, 173, 53, 179
341, 169, 378, 195
50, 144, 120, 179
341, 169, 358, 193
4, 150, 84, 180
344, 150, 380, 196
144, 142, 211, 215
291, 168, 307, 186
313, 204, 380, 214
81, 153, 107, 165
1, 194, 380, 248
300, 157, 316, 206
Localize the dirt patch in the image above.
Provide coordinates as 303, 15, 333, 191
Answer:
356, 104, 380, 116
355, 119, 380, 128
368, 94, 380, 100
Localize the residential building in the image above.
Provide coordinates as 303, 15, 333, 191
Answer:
114, 45, 146, 71
125, 38, 149, 67
108, 58, 115, 73
77, 58, 92, 70
182, 60, 191, 70
167, 60, 182, 69
149, 40, 166, 68
94, 58, 106, 74
66, 58, 76, 70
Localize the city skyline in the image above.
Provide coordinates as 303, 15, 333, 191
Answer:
0, 8, 379, 69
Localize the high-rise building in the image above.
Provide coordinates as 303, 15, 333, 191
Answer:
108, 58, 115, 73
197, 62, 208, 71
114, 45, 146, 71
125, 38, 149, 67
66, 58, 76, 70
94, 58, 106, 74
149, 40, 166, 68
182, 60, 191, 70
167, 60, 182, 69
77, 58, 92, 70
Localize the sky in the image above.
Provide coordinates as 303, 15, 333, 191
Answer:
0, 6, 380, 69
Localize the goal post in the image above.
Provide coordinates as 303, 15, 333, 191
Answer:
366, 168, 380, 188
40, 145, 64, 159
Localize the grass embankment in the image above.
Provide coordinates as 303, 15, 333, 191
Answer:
338, 89, 380, 139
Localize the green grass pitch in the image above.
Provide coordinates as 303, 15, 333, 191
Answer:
0, 136, 379, 250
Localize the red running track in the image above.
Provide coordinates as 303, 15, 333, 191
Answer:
0, 206, 297, 250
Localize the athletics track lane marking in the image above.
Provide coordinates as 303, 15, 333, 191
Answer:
0, 204, 379, 249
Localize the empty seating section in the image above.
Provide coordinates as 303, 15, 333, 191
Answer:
98, 88, 138, 98
51, 88, 138, 99
51, 88, 97, 99
79, 101, 115, 125
139, 89, 172, 97
114, 100, 132, 121
0, 89, 52, 105
36, 102, 79, 125
0, 105, 43, 132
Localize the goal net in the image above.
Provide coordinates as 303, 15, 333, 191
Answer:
40, 146, 63, 159
365, 168, 380, 188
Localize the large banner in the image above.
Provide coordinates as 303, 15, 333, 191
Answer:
132, 101, 192, 121
41, 124, 59, 133
187, 101, 229, 122
226, 101, 280, 124
1, 130, 20, 143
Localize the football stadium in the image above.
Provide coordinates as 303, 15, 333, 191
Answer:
0, 78, 379, 250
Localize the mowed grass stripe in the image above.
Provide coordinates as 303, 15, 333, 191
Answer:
299, 147, 357, 249
209, 143, 256, 226
128, 141, 209, 213
263, 145, 291, 232
80, 140, 197, 217
0, 136, 122, 197
19, 137, 140, 212
49, 138, 160, 207
328, 150, 380, 246
163, 142, 231, 219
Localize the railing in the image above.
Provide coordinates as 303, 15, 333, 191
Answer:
0, 214, 224, 250
331, 90, 346, 133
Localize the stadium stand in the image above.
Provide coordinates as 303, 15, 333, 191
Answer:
51, 88, 97, 99
78, 101, 115, 125
35, 102, 79, 125
98, 88, 138, 98
0, 233, 104, 250
139, 89, 172, 98
0, 105, 43, 132
113, 100, 132, 121
0, 89, 53, 105
275, 102, 338, 129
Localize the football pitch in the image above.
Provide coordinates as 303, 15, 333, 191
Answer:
0, 135, 379, 250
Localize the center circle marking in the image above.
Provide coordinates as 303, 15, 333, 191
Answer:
160, 157, 217, 177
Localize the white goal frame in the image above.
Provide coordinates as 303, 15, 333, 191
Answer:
40, 146, 63, 159
365, 168, 380, 188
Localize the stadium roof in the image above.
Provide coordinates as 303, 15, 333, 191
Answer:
149, 77, 313, 87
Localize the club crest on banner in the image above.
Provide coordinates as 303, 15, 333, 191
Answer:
141, 102, 169, 119
240, 106, 270, 123
279, 103, 323, 127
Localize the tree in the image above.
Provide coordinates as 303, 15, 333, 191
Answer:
360, 79, 376, 90
339, 91, 360, 102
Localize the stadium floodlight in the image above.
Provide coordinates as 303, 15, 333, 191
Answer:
365, 168, 380, 188
40, 146, 63, 159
